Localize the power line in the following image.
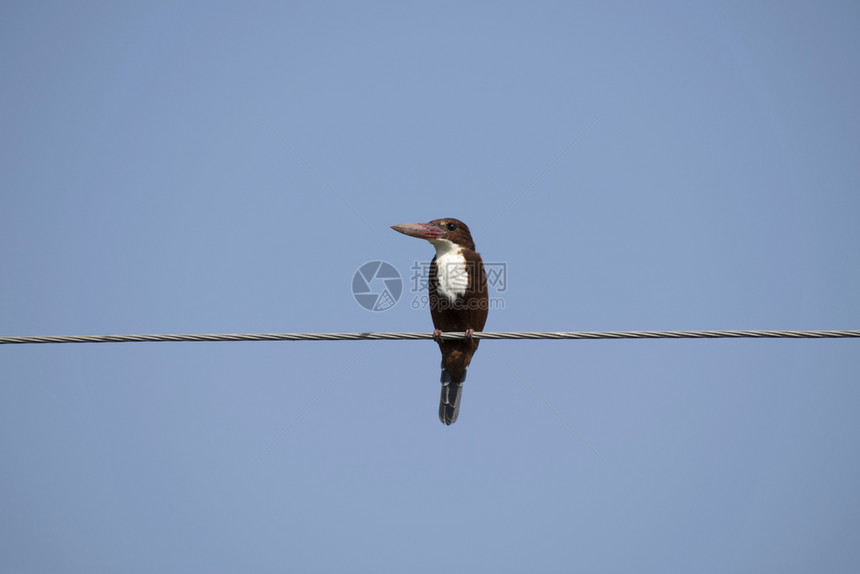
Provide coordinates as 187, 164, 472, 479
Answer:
1, 329, 858, 345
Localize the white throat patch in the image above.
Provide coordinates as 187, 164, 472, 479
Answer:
430, 239, 468, 303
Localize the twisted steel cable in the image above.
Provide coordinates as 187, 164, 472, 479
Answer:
1, 329, 858, 345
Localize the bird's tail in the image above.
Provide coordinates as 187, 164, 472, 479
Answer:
439, 364, 467, 425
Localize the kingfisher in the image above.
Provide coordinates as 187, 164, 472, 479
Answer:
391, 218, 489, 425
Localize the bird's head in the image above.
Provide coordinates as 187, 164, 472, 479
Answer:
391, 218, 476, 252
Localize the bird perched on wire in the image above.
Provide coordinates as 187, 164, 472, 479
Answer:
391, 218, 489, 424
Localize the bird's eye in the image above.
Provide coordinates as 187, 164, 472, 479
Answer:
446, 223, 457, 231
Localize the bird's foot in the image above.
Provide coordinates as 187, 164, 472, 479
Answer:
433, 329, 443, 342
465, 328, 474, 341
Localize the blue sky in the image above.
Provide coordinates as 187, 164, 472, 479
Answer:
2, 1, 859, 572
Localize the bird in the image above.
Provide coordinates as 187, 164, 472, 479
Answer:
391, 218, 489, 425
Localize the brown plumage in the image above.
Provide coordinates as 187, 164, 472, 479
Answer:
391, 218, 489, 424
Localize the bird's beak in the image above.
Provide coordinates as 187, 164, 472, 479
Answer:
391, 222, 443, 240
